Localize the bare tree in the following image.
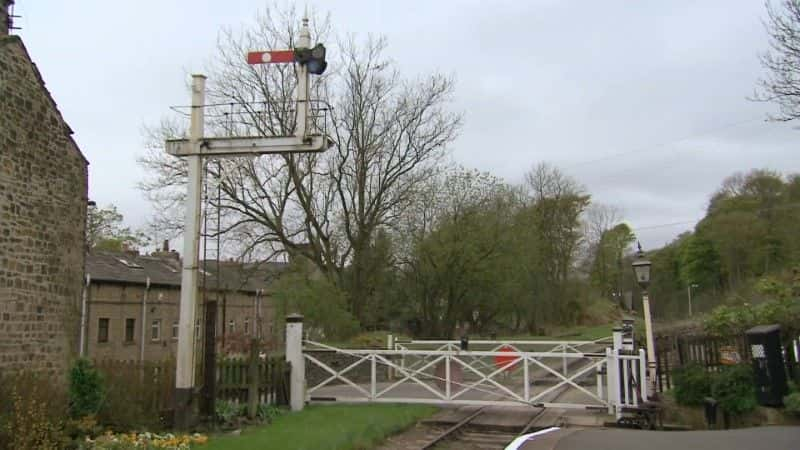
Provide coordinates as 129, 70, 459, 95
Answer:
580, 203, 623, 273
754, 0, 800, 121
138, 5, 462, 321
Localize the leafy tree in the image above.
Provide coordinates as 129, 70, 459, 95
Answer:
518, 163, 590, 328
679, 233, 721, 290
590, 223, 635, 299
86, 204, 147, 251
272, 263, 359, 340
397, 168, 517, 337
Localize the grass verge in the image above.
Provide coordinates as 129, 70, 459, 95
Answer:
204, 404, 437, 450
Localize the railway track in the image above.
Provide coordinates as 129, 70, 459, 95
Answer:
418, 389, 568, 449
415, 344, 604, 450
377, 342, 607, 450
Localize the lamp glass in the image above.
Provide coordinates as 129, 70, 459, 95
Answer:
632, 258, 651, 288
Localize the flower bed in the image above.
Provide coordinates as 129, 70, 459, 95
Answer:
84, 431, 208, 449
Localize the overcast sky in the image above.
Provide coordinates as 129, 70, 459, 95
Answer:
14, 1, 798, 251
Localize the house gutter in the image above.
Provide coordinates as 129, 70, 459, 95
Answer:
140, 276, 151, 363
79, 274, 90, 357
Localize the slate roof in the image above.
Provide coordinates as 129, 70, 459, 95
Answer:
86, 251, 288, 293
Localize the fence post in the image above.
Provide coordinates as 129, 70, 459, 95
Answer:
371, 354, 377, 400
285, 314, 305, 412
247, 338, 259, 419
605, 347, 617, 416
387, 334, 394, 381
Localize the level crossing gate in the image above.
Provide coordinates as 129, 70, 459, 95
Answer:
297, 333, 648, 418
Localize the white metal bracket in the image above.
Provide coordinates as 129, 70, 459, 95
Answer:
165, 134, 333, 157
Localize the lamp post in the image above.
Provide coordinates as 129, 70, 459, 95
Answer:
687, 283, 699, 317
632, 244, 657, 397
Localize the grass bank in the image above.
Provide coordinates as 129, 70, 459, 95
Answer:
205, 404, 437, 450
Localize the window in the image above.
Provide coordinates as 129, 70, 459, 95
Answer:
195, 318, 201, 341
172, 321, 179, 340
228, 319, 235, 334
151, 319, 161, 341
98, 318, 109, 343
244, 318, 250, 335
124, 318, 135, 343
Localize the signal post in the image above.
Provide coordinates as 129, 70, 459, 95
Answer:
169, 15, 330, 428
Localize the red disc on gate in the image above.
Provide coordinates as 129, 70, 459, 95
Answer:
495, 346, 518, 371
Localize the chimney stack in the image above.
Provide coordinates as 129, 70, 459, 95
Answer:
1, 1, 14, 37
162, 239, 169, 252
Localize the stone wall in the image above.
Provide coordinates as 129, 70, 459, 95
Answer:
86, 283, 278, 362
0, 35, 88, 377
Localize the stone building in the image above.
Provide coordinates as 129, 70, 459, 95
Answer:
84, 249, 287, 361
0, 1, 89, 376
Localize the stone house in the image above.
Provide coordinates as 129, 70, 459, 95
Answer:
84, 249, 287, 362
0, 1, 89, 377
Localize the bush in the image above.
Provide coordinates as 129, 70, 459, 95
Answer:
256, 403, 285, 423
69, 358, 105, 419
784, 392, 800, 416
0, 372, 69, 450
673, 364, 713, 406
215, 400, 245, 426
95, 361, 173, 431
711, 364, 757, 416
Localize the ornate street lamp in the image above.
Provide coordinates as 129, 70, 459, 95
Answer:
632, 243, 657, 398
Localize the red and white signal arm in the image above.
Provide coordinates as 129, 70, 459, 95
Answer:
247, 50, 295, 65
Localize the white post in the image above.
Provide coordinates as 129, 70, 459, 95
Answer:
295, 16, 310, 139
523, 356, 530, 402
445, 355, 451, 400
639, 348, 648, 402
612, 328, 623, 352
386, 334, 394, 381
606, 347, 617, 416
370, 354, 377, 400
140, 277, 150, 363
175, 74, 206, 424
642, 291, 658, 397
79, 274, 90, 357
286, 313, 305, 411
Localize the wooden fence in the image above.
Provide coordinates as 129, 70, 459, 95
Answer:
216, 356, 290, 405
652, 334, 800, 393
94, 356, 289, 422
655, 335, 750, 392
94, 360, 176, 428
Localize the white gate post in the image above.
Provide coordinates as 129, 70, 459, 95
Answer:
286, 314, 305, 411
605, 347, 618, 416
612, 328, 623, 351
639, 348, 648, 402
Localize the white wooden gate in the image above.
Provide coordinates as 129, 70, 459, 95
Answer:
302, 338, 647, 417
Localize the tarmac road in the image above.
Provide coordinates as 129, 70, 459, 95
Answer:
517, 426, 800, 450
